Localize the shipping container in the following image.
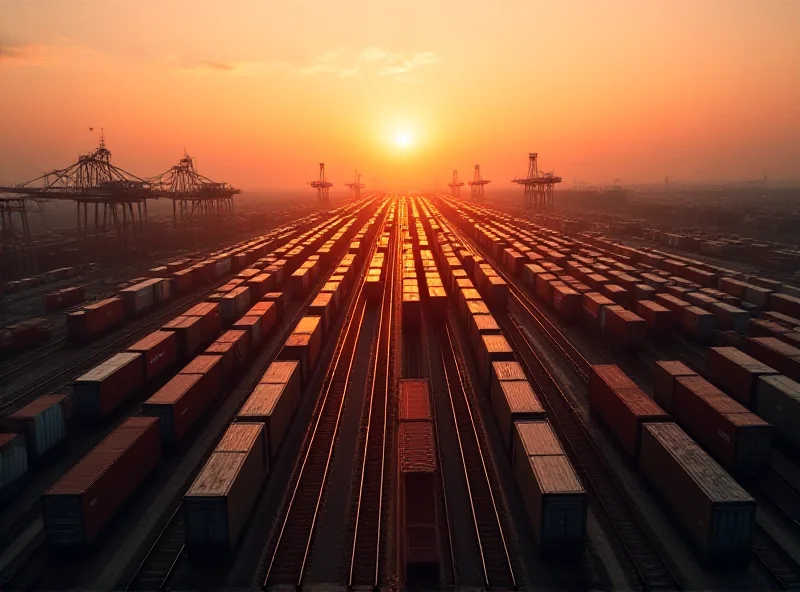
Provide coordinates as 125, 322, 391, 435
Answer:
743, 337, 800, 382
512, 421, 586, 552
756, 375, 800, 449
279, 316, 323, 382
707, 347, 778, 408
126, 330, 178, 382
477, 334, 515, 385
0, 433, 28, 494
653, 360, 697, 413
43, 417, 161, 546
681, 306, 716, 343
120, 279, 158, 316
639, 423, 755, 561
553, 284, 581, 322
262, 292, 288, 321
708, 302, 749, 335
490, 379, 546, 450
673, 376, 772, 474
398, 421, 439, 584
184, 424, 268, 557
235, 375, 300, 461
5, 394, 68, 459
220, 286, 252, 324
588, 365, 669, 457
636, 300, 671, 336
73, 352, 145, 421
468, 313, 502, 356
398, 379, 432, 422
143, 371, 217, 444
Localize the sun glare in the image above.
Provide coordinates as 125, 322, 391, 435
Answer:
394, 131, 412, 148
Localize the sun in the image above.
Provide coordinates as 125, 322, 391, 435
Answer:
394, 131, 413, 148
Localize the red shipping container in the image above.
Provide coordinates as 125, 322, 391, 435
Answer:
770, 293, 800, 318
636, 300, 671, 336
205, 330, 250, 384
743, 337, 800, 382
653, 360, 697, 412
172, 268, 196, 292
45, 286, 85, 311
673, 376, 772, 474
604, 308, 646, 349
707, 347, 778, 407
43, 416, 161, 546
180, 354, 223, 400
143, 372, 215, 444
553, 284, 581, 321
589, 365, 669, 457
582, 292, 614, 318
69, 298, 125, 342
73, 352, 145, 421
399, 379, 432, 422
126, 330, 177, 382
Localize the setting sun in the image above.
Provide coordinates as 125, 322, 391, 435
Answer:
394, 131, 413, 149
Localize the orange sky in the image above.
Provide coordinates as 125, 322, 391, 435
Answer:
1, 1, 799, 191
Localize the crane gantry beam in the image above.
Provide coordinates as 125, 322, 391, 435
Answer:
468, 164, 491, 201
0, 134, 240, 238
511, 152, 562, 210
448, 170, 465, 198
345, 170, 365, 200
310, 162, 333, 207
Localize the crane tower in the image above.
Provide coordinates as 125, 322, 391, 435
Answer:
345, 170, 365, 200
310, 162, 333, 207
448, 170, 465, 198
468, 165, 491, 201
512, 152, 562, 210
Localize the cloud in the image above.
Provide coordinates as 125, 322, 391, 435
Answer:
0, 41, 59, 67
293, 46, 439, 79
377, 51, 439, 76
178, 59, 265, 75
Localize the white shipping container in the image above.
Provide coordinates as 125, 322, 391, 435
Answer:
0, 433, 28, 492
6, 394, 68, 458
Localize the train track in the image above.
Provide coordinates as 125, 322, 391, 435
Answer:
261, 217, 387, 588
125, 504, 186, 591
436, 322, 517, 590
418, 319, 457, 588
441, 216, 682, 590
347, 213, 399, 588
0, 337, 69, 383
0, 282, 226, 412
125, 213, 384, 592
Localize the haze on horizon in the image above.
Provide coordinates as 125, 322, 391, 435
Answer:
1, 0, 798, 192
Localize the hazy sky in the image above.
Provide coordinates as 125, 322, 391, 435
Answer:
1, 0, 798, 191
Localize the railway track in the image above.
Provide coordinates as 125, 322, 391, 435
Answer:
441, 217, 682, 590
125, 216, 385, 592
0, 282, 225, 413
0, 337, 69, 384
347, 213, 399, 588
436, 322, 517, 590
125, 504, 185, 591
443, 207, 800, 590
261, 219, 387, 588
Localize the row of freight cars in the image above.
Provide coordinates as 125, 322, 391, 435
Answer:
444, 196, 800, 351
1, 199, 377, 512
413, 197, 589, 553
434, 198, 800, 560
38, 202, 382, 547
63, 229, 289, 344
426, 197, 776, 562
181, 208, 387, 557
589, 364, 756, 561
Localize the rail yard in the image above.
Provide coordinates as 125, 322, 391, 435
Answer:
2, 192, 800, 592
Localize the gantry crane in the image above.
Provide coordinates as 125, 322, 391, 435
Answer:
468, 165, 491, 201
310, 163, 333, 207
512, 152, 562, 210
345, 170, 365, 200
448, 170, 465, 198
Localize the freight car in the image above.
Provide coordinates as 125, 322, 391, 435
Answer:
42, 416, 162, 547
